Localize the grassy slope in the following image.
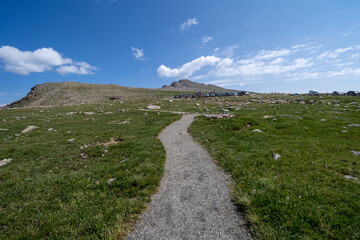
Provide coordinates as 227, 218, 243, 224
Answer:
189, 98, 360, 239
0, 103, 180, 239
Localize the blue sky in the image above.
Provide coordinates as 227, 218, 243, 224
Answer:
1, 0, 360, 105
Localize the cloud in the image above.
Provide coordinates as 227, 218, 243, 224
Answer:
343, 31, 353, 37
157, 55, 220, 78
220, 45, 239, 58
202, 36, 213, 45
0, 46, 97, 75
158, 42, 360, 88
57, 62, 98, 75
131, 47, 146, 60
180, 18, 198, 31
0, 104, 6, 107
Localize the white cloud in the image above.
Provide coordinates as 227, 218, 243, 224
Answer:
180, 18, 198, 31
0, 46, 97, 75
131, 47, 146, 60
220, 45, 239, 58
343, 31, 353, 37
158, 43, 360, 88
0, 104, 6, 107
157, 55, 220, 78
202, 36, 213, 45
57, 62, 97, 75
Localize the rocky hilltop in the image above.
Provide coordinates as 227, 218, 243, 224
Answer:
161, 79, 237, 92
7, 81, 179, 108
6, 80, 237, 108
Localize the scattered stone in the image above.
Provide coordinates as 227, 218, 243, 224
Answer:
168, 100, 173, 103
21, 126, 38, 134
107, 178, 116, 184
320, 119, 326, 122
105, 112, 113, 114
66, 112, 76, 115
307, 100, 315, 104
272, 154, 281, 160
252, 129, 263, 133
80, 153, 87, 159
279, 114, 293, 117
98, 110, 104, 113
104, 149, 108, 153
119, 109, 125, 112
95, 138, 122, 146
263, 115, 273, 119
344, 175, 359, 180
14, 134, 20, 137
342, 130, 348, 133
147, 105, 161, 110
48, 128, 54, 131
348, 123, 360, 127
66, 131, 71, 133
351, 150, 360, 156
221, 109, 229, 112
68, 139, 75, 142
204, 139, 209, 143
0, 158, 12, 167
195, 103, 201, 106
83, 112, 95, 115
0, 128, 8, 131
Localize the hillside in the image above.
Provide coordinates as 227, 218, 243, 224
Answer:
6, 80, 239, 108
6, 81, 184, 108
161, 79, 237, 92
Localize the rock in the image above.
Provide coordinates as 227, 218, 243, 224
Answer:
147, 104, 161, 110
80, 153, 87, 159
272, 154, 281, 160
83, 112, 95, 115
14, 134, 20, 137
66, 112, 76, 115
252, 129, 263, 133
21, 126, 38, 134
279, 114, 293, 117
307, 100, 314, 104
119, 109, 125, 112
221, 109, 229, 112
344, 175, 359, 180
263, 115, 273, 119
68, 139, 75, 142
107, 178, 116, 184
0, 158, 12, 167
48, 128, 54, 131
98, 110, 104, 113
204, 139, 209, 143
168, 100, 173, 103
195, 103, 200, 106
105, 112, 113, 114
351, 150, 360, 156
320, 119, 326, 122
348, 124, 360, 127
343, 130, 348, 133
0, 128, 8, 131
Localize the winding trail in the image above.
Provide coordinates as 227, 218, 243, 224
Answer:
127, 114, 251, 240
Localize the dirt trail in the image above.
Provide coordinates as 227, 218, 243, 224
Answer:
127, 114, 251, 240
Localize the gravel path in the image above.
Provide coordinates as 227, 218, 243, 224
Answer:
127, 114, 251, 240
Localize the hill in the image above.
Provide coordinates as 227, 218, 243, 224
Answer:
6, 80, 238, 108
161, 79, 237, 92
6, 81, 184, 108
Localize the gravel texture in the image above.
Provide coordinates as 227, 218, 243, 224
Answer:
127, 114, 251, 240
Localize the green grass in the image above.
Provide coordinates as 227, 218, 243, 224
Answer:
189, 99, 360, 239
0, 104, 180, 239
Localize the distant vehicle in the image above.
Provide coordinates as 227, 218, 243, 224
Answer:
332, 91, 339, 96
237, 91, 247, 96
347, 91, 358, 96
224, 93, 232, 96
209, 93, 216, 97
309, 90, 319, 96
231, 93, 236, 96
203, 93, 209, 97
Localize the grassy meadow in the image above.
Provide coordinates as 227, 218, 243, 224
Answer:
0, 103, 180, 239
1, 94, 359, 239
188, 96, 360, 239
